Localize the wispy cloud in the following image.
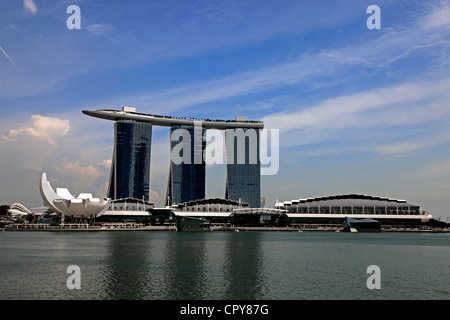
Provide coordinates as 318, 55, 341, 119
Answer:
419, 2, 450, 30
261, 76, 450, 157
23, 0, 37, 14
421, 157, 450, 178
86, 23, 116, 37
0, 45, 21, 73
94, 3, 450, 115
262, 78, 450, 131
95, 49, 370, 114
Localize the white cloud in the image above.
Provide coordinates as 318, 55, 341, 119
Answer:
86, 23, 116, 37
54, 159, 100, 180
375, 143, 422, 156
51, 159, 102, 196
98, 159, 112, 168
1, 115, 70, 150
0, 114, 71, 207
419, 2, 450, 30
23, 0, 37, 14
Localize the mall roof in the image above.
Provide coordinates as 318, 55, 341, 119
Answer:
276, 194, 418, 208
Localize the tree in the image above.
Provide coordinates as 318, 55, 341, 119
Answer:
0, 205, 10, 216
276, 214, 290, 227
26, 213, 34, 223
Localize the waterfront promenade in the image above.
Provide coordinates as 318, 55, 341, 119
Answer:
2, 223, 448, 232
2, 223, 176, 232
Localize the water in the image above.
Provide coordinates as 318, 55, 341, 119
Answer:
0, 231, 449, 300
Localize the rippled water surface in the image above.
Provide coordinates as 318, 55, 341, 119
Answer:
0, 231, 449, 300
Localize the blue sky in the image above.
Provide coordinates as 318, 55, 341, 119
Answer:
1, 0, 449, 220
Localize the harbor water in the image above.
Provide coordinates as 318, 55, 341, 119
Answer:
0, 231, 449, 300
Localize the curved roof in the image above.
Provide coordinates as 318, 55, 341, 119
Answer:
277, 194, 417, 208
39, 173, 111, 218
8, 203, 32, 216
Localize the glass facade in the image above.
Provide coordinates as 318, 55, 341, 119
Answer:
286, 204, 421, 215
108, 120, 152, 201
166, 125, 206, 205
225, 128, 261, 208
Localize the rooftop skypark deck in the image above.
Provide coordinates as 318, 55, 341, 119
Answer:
82, 107, 264, 130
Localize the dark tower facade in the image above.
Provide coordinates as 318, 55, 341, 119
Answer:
225, 128, 261, 207
166, 124, 206, 205
108, 120, 152, 201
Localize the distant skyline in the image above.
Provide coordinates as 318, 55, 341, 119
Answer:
1, 1, 449, 220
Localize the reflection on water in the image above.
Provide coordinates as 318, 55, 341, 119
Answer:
102, 232, 152, 299
0, 231, 449, 300
164, 232, 209, 299
222, 232, 266, 300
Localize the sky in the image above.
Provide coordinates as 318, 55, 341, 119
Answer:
0, 0, 449, 220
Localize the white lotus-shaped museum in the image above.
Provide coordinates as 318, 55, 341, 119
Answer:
39, 172, 111, 218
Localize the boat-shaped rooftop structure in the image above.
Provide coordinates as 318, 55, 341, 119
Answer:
82, 107, 264, 129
